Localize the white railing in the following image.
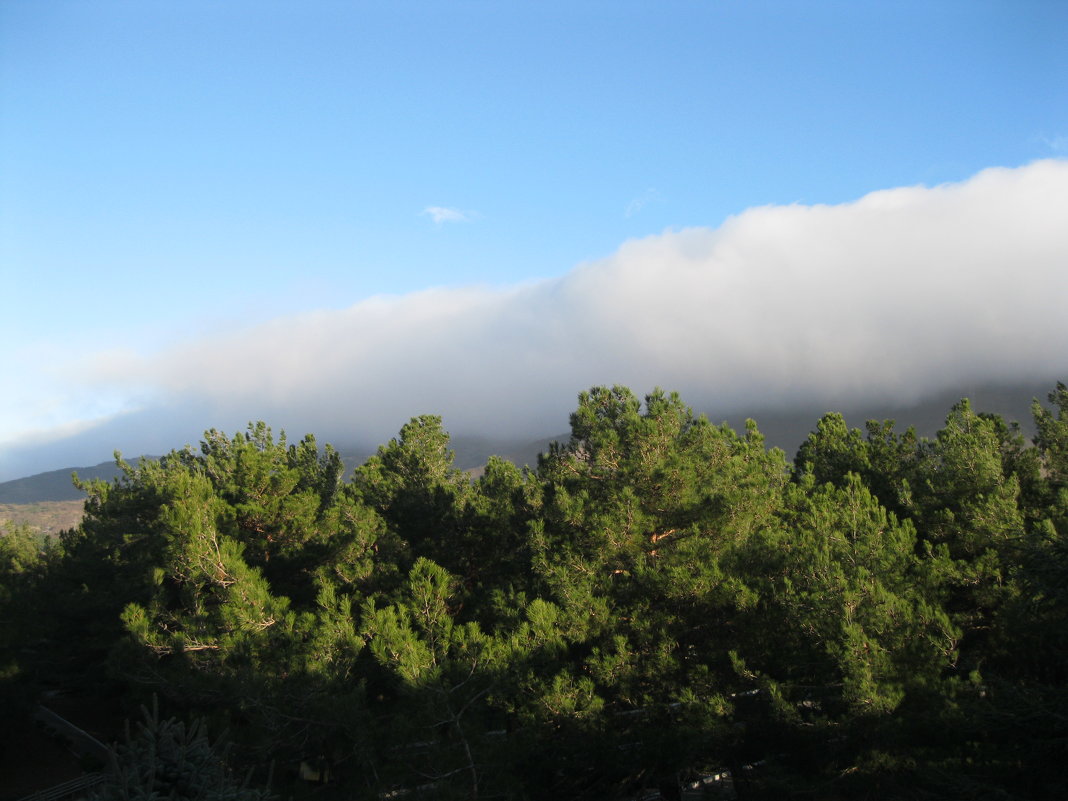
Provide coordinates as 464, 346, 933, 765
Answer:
16, 771, 106, 801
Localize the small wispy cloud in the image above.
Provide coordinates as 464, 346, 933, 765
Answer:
624, 188, 663, 219
423, 206, 477, 225
1035, 133, 1068, 154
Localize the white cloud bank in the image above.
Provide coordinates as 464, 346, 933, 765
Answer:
24, 161, 1068, 464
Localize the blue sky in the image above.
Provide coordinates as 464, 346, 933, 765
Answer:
2, 1, 1068, 479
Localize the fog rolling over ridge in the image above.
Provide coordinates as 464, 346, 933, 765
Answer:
4, 161, 1067, 480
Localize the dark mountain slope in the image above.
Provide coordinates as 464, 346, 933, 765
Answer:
0, 459, 146, 504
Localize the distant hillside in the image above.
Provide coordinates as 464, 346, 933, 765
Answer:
1, 380, 1050, 507
723, 381, 1046, 457
0, 500, 84, 536
450, 434, 560, 471
0, 435, 562, 507
0, 459, 146, 504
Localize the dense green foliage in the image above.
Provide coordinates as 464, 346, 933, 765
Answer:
92, 698, 273, 801
3, 384, 1068, 799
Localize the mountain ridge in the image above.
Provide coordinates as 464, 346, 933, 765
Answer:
0, 434, 563, 506
1, 378, 1057, 506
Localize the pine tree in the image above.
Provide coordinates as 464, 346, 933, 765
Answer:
93, 699, 272, 801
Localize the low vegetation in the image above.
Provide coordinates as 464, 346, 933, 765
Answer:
1, 500, 85, 536
3, 383, 1067, 799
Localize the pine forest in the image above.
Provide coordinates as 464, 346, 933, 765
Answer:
3, 383, 1068, 800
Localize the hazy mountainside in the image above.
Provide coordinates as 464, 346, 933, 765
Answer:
0, 380, 1048, 505
0, 459, 145, 504
333, 433, 560, 480
721, 381, 1045, 457
436, 433, 559, 474
0, 436, 561, 506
